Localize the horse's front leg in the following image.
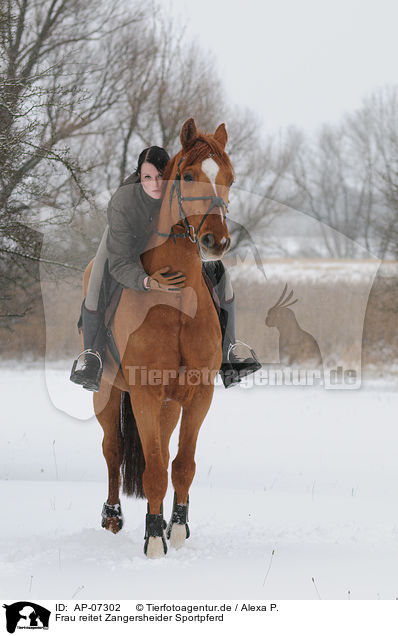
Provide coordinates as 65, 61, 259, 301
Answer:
94, 381, 124, 534
129, 386, 170, 559
168, 383, 214, 549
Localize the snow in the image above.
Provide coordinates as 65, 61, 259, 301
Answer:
1, 365, 398, 600
227, 257, 387, 285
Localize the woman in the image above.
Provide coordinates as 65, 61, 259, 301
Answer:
70, 146, 260, 391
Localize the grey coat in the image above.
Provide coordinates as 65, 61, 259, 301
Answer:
106, 176, 161, 291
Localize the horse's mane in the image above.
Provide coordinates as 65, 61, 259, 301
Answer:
162, 132, 234, 183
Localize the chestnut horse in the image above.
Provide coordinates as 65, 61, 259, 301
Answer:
83, 118, 234, 558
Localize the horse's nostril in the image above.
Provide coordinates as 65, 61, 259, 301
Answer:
202, 233, 215, 249
225, 237, 231, 251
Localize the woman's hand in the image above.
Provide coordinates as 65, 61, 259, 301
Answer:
149, 267, 186, 292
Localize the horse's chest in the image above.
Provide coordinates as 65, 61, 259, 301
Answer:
179, 314, 221, 368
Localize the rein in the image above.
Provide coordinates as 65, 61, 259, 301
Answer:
154, 156, 228, 246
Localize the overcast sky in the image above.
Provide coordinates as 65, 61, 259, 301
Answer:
170, 0, 398, 135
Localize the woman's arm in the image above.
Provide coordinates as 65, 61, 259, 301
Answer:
106, 185, 149, 291
106, 182, 186, 293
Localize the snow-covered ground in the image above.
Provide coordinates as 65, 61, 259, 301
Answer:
1, 365, 398, 600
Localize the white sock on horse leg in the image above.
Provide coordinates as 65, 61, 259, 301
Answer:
169, 523, 187, 550
146, 536, 165, 559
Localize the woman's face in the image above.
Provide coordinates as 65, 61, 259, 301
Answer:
140, 161, 163, 199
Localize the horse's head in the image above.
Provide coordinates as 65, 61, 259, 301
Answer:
165, 118, 234, 261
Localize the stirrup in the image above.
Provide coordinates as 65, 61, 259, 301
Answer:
227, 340, 259, 363
73, 349, 103, 369
220, 341, 261, 389
70, 349, 103, 391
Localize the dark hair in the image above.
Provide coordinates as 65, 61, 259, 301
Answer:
135, 146, 170, 177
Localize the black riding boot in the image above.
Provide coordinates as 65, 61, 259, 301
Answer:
69, 302, 107, 392
219, 295, 261, 388
203, 261, 261, 388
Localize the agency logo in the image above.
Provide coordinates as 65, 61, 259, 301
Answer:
2, 602, 51, 633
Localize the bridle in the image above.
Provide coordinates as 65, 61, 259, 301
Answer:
154, 155, 229, 246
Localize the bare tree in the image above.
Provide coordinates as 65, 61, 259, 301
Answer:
130, 15, 225, 153
344, 85, 398, 258
290, 122, 377, 257
0, 0, 151, 322
0, 0, 148, 212
227, 125, 301, 256
287, 86, 398, 259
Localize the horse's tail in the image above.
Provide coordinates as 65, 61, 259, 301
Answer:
120, 391, 145, 498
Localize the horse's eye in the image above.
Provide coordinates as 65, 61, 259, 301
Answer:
183, 173, 194, 182
229, 180, 234, 188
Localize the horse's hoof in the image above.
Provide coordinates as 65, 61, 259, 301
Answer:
145, 536, 167, 559
168, 523, 189, 550
104, 518, 122, 534
101, 501, 124, 533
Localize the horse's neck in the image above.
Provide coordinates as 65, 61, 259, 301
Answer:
142, 195, 203, 288
156, 177, 180, 238
144, 232, 202, 285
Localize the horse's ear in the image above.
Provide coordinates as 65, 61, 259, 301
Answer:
180, 118, 198, 149
214, 123, 228, 149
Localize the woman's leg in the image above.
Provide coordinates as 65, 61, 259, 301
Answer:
85, 226, 109, 311
70, 227, 109, 391
202, 260, 261, 388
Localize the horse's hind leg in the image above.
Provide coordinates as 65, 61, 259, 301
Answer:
94, 381, 123, 533
168, 384, 214, 549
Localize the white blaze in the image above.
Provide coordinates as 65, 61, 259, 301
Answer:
201, 157, 223, 220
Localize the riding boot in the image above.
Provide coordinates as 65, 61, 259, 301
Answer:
69, 302, 107, 392
219, 294, 262, 388
203, 261, 261, 388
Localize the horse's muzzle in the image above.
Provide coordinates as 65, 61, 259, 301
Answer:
199, 235, 231, 260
